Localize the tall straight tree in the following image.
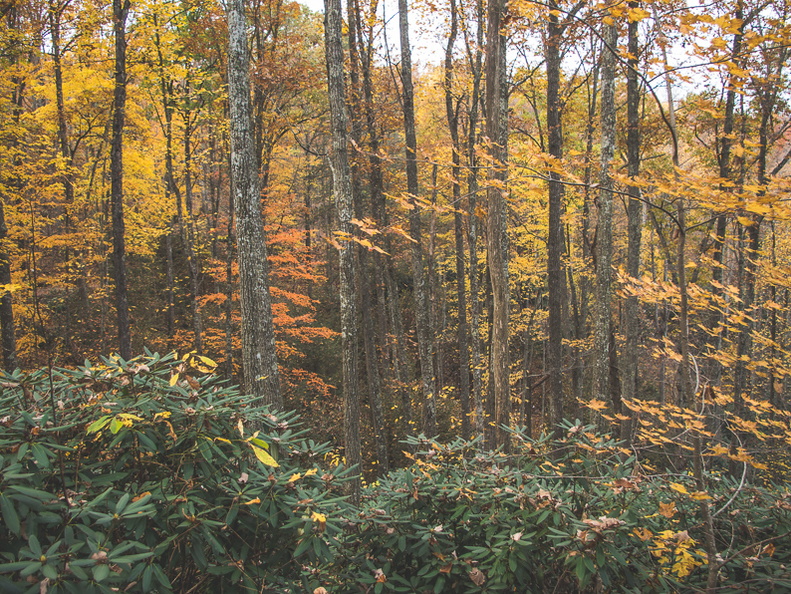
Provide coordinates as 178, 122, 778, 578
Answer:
545, 0, 566, 429
323, 0, 361, 502
623, 2, 642, 433
226, 0, 282, 408
110, 0, 131, 360
443, 0, 471, 439
594, 22, 617, 406
484, 0, 510, 448
398, 0, 436, 435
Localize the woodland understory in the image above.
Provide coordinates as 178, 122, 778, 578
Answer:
2, 0, 791, 589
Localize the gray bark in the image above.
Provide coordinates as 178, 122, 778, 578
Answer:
546, 2, 566, 429
594, 23, 617, 408
444, 0, 471, 439
226, 0, 282, 407
398, 0, 436, 435
623, 5, 642, 432
324, 0, 362, 501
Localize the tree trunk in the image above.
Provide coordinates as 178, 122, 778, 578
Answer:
484, 0, 510, 448
444, 0, 471, 439
623, 5, 642, 437
182, 113, 203, 353
227, 0, 282, 407
111, 0, 132, 360
466, 0, 485, 437
594, 23, 617, 409
0, 198, 17, 372
324, 0, 362, 501
398, 0, 436, 435
546, 3, 566, 429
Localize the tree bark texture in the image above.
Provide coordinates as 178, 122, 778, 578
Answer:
444, 0, 471, 439
324, 0, 362, 501
226, 0, 283, 408
623, 6, 642, 432
111, 0, 132, 360
594, 23, 617, 407
485, 0, 510, 448
398, 0, 437, 436
546, 3, 566, 429
0, 198, 17, 372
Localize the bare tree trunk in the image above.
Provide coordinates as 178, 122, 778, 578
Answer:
324, 0, 362, 501
546, 2, 566, 429
444, 0, 471, 439
398, 0, 436, 435
111, 0, 132, 360
623, 4, 642, 437
182, 113, 203, 353
0, 199, 17, 372
485, 0, 510, 448
709, 0, 743, 382
594, 23, 617, 409
466, 0, 485, 437
227, 0, 282, 407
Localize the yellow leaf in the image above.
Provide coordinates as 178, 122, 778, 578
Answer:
627, 7, 649, 22
197, 355, 217, 368
690, 491, 711, 501
252, 444, 279, 467
243, 497, 261, 505
311, 511, 327, 532
669, 482, 689, 495
585, 398, 608, 412
288, 472, 302, 483
169, 373, 179, 386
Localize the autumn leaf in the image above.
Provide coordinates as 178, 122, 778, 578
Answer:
659, 501, 677, 518
311, 511, 327, 532
251, 443, 279, 467
469, 568, 486, 586
669, 482, 689, 495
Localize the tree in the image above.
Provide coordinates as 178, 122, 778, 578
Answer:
398, 0, 437, 436
110, 0, 131, 359
324, 0, 361, 501
226, 0, 282, 407
484, 0, 510, 447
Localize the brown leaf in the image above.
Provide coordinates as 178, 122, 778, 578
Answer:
659, 501, 677, 518
469, 568, 486, 586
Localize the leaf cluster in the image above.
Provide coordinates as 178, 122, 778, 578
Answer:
0, 352, 354, 593
328, 423, 791, 593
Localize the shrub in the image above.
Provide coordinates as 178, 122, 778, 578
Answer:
329, 422, 791, 593
0, 351, 353, 593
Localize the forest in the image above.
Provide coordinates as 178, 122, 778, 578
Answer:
1, 0, 791, 591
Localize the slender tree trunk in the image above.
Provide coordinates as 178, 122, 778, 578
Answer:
485, 0, 510, 448
398, 0, 436, 435
0, 199, 17, 372
182, 115, 203, 353
709, 0, 743, 382
324, 0, 362, 501
111, 0, 132, 360
225, 170, 236, 380
444, 0, 471, 439
546, 3, 566, 429
227, 0, 282, 407
466, 0, 485, 437
623, 4, 642, 437
594, 23, 617, 409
